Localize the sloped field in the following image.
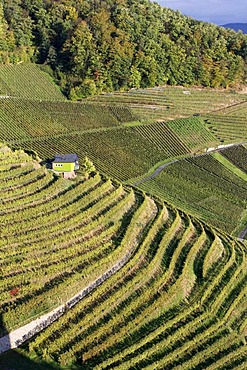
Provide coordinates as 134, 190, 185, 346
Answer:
0, 106, 218, 184
0, 145, 142, 334
12, 123, 191, 182
139, 154, 247, 234
0, 98, 139, 143
166, 117, 218, 150
0, 145, 246, 370
87, 86, 246, 120
220, 145, 247, 173
205, 101, 247, 143
0, 64, 66, 101
2, 63, 246, 187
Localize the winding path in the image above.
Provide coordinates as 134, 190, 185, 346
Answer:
133, 159, 179, 185
238, 227, 247, 242
134, 141, 247, 186
133, 141, 247, 240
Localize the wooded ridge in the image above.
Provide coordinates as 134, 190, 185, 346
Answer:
1, 0, 247, 98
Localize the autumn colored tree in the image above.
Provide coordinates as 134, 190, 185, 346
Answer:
1, 0, 246, 96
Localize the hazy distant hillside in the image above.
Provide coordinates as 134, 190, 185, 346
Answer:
1, 0, 247, 98
222, 23, 247, 34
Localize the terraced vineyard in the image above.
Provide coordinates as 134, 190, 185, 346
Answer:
1, 63, 247, 369
13, 122, 194, 182
0, 145, 140, 334
0, 98, 140, 143
0, 63, 246, 228
3, 113, 220, 182
0, 145, 246, 370
1, 63, 247, 185
166, 117, 218, 151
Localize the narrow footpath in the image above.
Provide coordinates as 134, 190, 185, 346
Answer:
133, 141, 247, 186
133, 159, 179, 185
133, 141, 247, 240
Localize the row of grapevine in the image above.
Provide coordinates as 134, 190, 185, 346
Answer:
87, 86, 246, 120
139, 154, 247, 234
0, 64, 66, 101
211, 100, 247, 116
205, 101, 247, 142
220, 145, 247, 173
24, 197, 246, 369
0, 173, 141, 333
42, 101, 138, 129
166, 117, 219, 150
0, 98, 140, 143
0, 145, 246, 369
134, 121, 190, 155
11, 124, 190, 182
206, 117, 247, 142
6, 116, 233, 184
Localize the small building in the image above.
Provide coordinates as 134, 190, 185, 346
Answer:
52, 154, 79, 179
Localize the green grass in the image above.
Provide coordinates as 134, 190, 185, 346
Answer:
5, 117, 221, 183
10, 123, 190, 182
205, 102, 247, 142
212, 152, 247, 181
220, 145, 247, 173
87, 86, 246, 120
0, 98, 141, 143
166, 117, 219, 151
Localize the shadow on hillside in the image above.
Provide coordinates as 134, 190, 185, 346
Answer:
0, 350, 62, 370
40, 157, 54, 169
0, 315, 60, 370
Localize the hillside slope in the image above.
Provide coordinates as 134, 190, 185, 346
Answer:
0, 64, 66, 101
0, 144, 246, 369
222, 23, 247, 34
139, 152, 247, 234
0, 63, 247, 236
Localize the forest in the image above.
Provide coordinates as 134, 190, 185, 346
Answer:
1, 0, 247, 98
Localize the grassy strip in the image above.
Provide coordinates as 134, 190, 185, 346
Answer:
212, 152, 247, 181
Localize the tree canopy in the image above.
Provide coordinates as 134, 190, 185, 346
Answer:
1, 0, 247, 97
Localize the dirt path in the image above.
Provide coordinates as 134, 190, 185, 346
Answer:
133, 159, 179, 185
0, 199, 157, 355
1, 142, 247, 354
238, 227, 247, 241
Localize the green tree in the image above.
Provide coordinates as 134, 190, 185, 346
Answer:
81, 156, 96, 178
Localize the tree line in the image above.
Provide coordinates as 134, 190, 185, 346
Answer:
1, 0, 247, 98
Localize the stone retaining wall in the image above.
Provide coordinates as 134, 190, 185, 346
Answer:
0, 247, 134, 354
